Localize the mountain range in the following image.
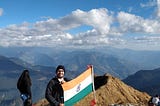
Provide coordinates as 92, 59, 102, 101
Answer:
0, 47, 160, 105
123, 67, 160, 96
2, 47, 160, 78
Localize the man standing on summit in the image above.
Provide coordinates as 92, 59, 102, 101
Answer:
45, 65, 69, 106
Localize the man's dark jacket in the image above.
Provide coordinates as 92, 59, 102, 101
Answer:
45, 77, 69, 106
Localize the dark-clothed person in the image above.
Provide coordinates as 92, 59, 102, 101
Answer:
17, 70, 32, 106
45, 65, 69, 106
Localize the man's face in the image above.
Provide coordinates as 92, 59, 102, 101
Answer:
56, 69, 65, 78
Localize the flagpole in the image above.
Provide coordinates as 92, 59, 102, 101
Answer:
91, 65, 96, 106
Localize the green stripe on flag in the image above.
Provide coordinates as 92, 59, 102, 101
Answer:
64, 83, 93, 106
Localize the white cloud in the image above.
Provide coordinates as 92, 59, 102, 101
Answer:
70, 8, 113, 35
0, 8, 3, 16
140, 0, 160, 18
128, 7, 133, 13
117, 11, 160, 33
34, 8, 113, 36
157, 0, 160, 17
1, 6, 160, 50
134, 36, 160, 42
124, 35, 160, 50
0, 8, 115, 47
140, 0, 157, 8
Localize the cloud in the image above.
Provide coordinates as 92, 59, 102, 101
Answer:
128, 7, 133, 13
0, 4, 160, 50
0, 8, 3, 16
140, 0, 160, 18
140, 0, 157, 8
157, 0, 160, 17
0, 20, 75, 47
70, 8, 113, 35
34, 8, 113, 36
117, 11, 160, 33
134, 35, 160, 42
0, 8, 115, 47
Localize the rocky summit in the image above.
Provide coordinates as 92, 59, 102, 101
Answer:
34, 74, 151, 106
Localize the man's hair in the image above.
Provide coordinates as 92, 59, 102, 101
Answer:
56, 65, 65, 73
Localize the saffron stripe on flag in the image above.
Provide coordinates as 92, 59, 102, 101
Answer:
62, 68, 92, 90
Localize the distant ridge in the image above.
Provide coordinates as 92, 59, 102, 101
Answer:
123, 67, 160, 96
34, 74, 150, 106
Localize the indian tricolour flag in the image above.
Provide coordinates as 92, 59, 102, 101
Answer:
62, 65, 95, 106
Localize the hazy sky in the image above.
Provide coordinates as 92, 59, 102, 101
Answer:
0, 0, 160, 50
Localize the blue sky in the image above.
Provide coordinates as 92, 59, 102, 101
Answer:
0, 0, 160, 50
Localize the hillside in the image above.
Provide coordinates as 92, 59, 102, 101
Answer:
123, 67, 160, 96
0, 47, 144, 79
34, 74, 150, 106
0, 54, 78, 104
